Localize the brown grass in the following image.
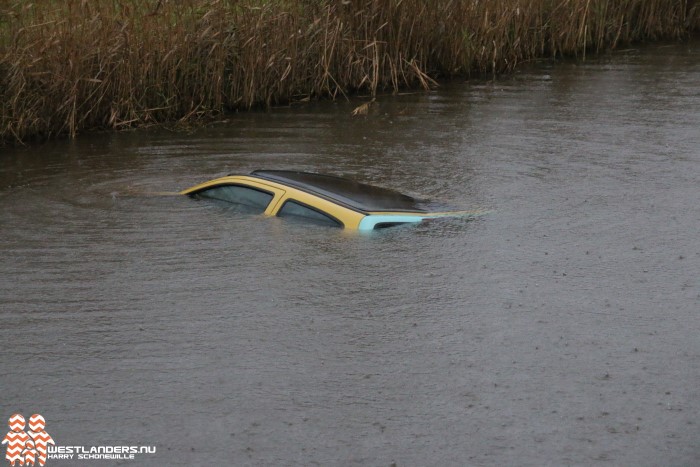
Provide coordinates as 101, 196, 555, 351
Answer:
1, 0, 698, 144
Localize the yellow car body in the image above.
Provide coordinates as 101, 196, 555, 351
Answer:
181, 170, 479, 231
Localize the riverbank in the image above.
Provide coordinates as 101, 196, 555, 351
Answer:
1, 0, 698, 145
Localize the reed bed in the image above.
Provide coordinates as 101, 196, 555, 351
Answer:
1, 0, 698, 144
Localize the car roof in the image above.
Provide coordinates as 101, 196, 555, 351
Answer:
248, 170, 426, 213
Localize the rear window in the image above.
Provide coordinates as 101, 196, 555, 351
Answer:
373, 222, 410, 230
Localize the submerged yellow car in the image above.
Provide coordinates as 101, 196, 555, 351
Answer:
182, 170, 479, 231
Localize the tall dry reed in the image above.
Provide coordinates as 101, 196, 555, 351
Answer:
1, 0, 698, 144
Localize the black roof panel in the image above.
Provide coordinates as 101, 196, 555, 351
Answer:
250, 170, 425, 213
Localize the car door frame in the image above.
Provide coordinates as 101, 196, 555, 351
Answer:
181, 176, 287, 215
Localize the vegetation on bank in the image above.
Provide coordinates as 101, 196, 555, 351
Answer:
1, 0, 698, 145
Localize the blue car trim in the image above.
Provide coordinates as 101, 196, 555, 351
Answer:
358, 215, 424, 231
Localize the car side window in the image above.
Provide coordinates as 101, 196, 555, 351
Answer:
277, 200, 342, 228
195, 185, 273, 213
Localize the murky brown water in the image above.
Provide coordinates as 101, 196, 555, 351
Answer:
2, 40, 699, 466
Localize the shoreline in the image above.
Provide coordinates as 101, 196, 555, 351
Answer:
1, 0, 698, 146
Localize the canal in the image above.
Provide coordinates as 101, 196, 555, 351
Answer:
1, 39, 699, 466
